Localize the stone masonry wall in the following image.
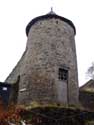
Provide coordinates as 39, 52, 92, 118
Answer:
5, 17, 79, 105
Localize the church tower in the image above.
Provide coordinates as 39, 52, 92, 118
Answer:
5, 10, 79, 105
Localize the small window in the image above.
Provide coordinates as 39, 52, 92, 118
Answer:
59, 68, 68, 81
2, 87, 7, 91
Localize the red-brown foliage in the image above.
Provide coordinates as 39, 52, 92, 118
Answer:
0, 100, 23, 125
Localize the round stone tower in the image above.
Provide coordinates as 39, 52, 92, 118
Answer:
5, 10, 79, 105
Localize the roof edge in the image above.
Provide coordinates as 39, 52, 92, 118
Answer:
26, 14, 76, 36
80, 79, 94, 91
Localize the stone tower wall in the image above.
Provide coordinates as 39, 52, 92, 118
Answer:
5, 18, 79, 105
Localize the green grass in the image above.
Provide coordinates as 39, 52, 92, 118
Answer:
86, 120, 94, 125
84, 88, 94, 93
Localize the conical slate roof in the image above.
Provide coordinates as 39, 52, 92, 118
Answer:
26, 10, 76, 36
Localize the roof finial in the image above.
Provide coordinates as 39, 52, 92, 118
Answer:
48, 7, 55, 14
51, 7, 53, 12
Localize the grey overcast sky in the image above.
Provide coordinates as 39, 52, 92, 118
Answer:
0, 0, 94, 86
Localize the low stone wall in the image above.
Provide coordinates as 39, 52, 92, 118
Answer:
19, 106, 89, 125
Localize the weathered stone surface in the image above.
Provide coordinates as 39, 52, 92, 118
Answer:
5, 17, 79, 105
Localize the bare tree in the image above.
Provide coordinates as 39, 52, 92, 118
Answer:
87, 62, 94, 79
